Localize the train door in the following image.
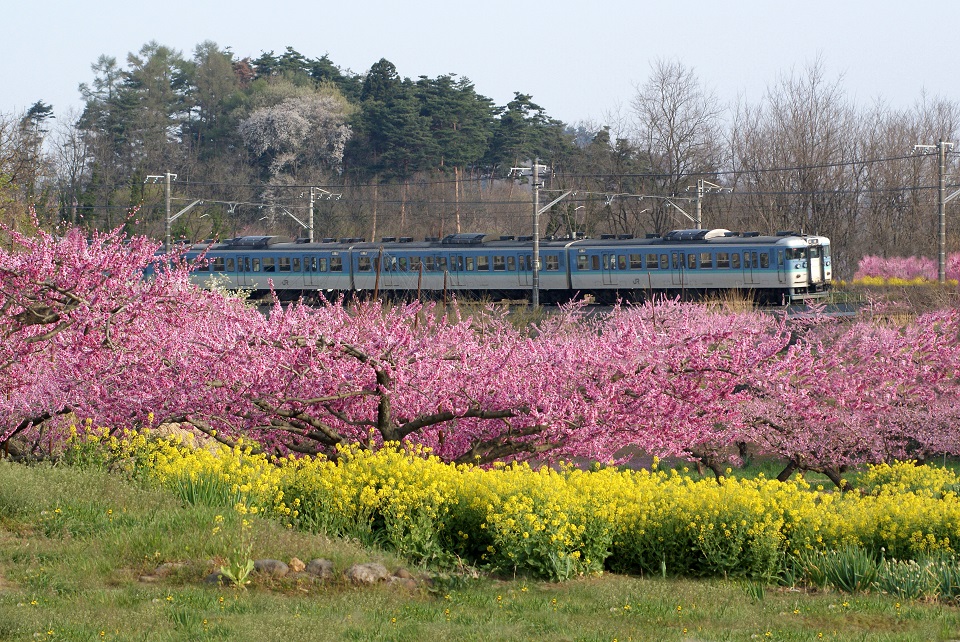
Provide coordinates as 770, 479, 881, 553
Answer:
518, 253, 532, 287
447, 253, 463, 287
375, 251, 397, 289
236, 255, 251, 288
777, 250, 786, 284
303, 255, 317, 288
671, 251, 684, 286
808, 246, 824, 284
601, 252, 617, 285
743, 251, 760, 285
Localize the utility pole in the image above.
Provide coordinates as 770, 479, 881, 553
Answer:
510, 160, 571, 307
145, 172, 177, 253
306, 187, 342, 243
308, 187, 317, 243
532, 157, 541, 307
688, 179, 731, 230
915, 140, 957, 284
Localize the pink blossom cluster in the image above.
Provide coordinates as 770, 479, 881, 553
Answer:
854, 253, 960, 282
3, 224, 960, 484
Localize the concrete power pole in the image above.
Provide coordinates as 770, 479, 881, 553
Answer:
916, 140, 957, 284
164, 171, 172, 253
145, 172, 178, 254
510, 160, 571, 307
691, 179, 730, 230
532, 157, 541, 307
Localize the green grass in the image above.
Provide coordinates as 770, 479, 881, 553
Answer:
0, 460, 958, 641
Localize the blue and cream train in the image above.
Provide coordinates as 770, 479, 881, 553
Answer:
182, 228, 832, 304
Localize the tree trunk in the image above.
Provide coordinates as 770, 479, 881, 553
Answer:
776, 458, 799, 483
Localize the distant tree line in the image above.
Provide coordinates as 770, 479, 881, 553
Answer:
2, 43, 959, 278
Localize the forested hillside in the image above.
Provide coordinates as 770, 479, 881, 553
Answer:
2, 42, 959, 278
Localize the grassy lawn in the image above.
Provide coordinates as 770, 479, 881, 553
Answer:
0, 461, 957, 641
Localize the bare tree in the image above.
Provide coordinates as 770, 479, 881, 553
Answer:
49, 109, 90, 227
630, 59, 725, 233
728, 58, 863, 274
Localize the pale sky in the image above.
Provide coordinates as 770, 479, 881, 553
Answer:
4, 0, 958, 126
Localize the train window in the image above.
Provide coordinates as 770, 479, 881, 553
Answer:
687, 254, 697, 269
646, 253, 658, 269
243, 257, 251, 272
263, 257, 276, 272
331, 257, 343, 272
477, 256, 490, 271
507, 256, 516, 271
252, 259, 261, 272
318, 258, 328, 272
278, 257, 291, 272
750, 252, 759, 269
630, 254, 642, 269
411, 256, 422, 271
493, 256, 505, 271
192, 260, 208, 272
591, 255, 600, 270
425, 256, 435, 271
398, 257, 407, 271
717, 252, 729, 269
659, 254, 668, 269
466, 257, 474, 271
226, 258, 236, 272
577, 255, 588, 271
545, 255, 559, 271
731, 253, 740, 269
456, 256, 464, 270
618, 255, 627, 270
672, 252, 681, 270
358, 256, 372, 272
438, 256, 448, 271
699, 253, 712, 269
760, 253, 770, 269
786, 248, 804, 261
293, 258, 301, 272
212, 257, 225, 271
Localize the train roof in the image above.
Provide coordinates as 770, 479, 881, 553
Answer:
188, 229, 827, 252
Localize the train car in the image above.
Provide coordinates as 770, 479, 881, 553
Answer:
186, 235, 356, 296
568, 228, 831, 304
181, 228, 831, 304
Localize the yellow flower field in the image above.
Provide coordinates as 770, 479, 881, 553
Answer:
68, 428, 960, 582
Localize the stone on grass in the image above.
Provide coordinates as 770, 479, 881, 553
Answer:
389, 576, 419, 591
305, 558, 334, 579
253, 559, 289, 577
204, 571, 229, 585
154, 562, 186, 577
345, 562, 389, 585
